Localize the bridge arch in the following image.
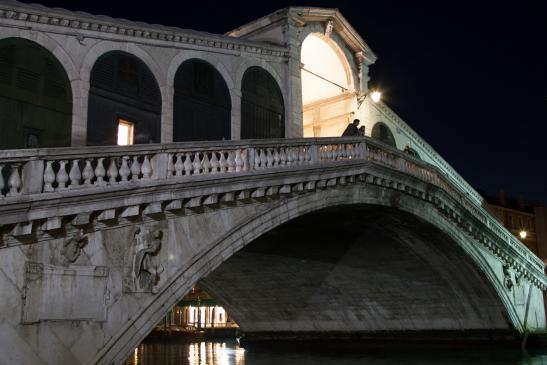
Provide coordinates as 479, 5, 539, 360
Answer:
97, 183, 522, 364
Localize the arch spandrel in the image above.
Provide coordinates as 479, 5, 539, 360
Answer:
93, 183, 533, 364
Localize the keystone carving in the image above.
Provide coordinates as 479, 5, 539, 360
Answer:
324, 19, 334, 37
124, 227, 164, 294
61, 230, 87, 264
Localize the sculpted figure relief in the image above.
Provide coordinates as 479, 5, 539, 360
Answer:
126, 228, 165, 293
61, 229, 87, 264
502, 263, 514, 291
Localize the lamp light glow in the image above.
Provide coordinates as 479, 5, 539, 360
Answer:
519, 230, 527, 239
371, 90, 382, 103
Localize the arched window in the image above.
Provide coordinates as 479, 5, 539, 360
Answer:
87, 51, 161, 146
241, 67, 284, 139
173, 59, 231, 141
0, 38, 72, 149
371, 122, 396, 148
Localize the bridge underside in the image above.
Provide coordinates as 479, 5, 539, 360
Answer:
201, 205, 516, 345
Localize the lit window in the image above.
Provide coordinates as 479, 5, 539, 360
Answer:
117, 119, 134, 146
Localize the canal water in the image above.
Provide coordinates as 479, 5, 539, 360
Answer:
125, 340, 547, 365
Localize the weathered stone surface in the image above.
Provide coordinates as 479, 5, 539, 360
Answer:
201, 206, 511, 333
22, 262, 109, 323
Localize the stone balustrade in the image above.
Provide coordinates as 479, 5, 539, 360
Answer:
0, 137, 544, 283
0, 139, 363, 197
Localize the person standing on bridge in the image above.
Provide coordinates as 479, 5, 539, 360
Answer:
342, 119, 361, 136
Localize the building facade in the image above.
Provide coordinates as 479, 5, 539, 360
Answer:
484, 191, 547, 264
0, 1, 483, 206
154, 287, 237, 334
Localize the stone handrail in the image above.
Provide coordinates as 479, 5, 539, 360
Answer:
0, 137, 544, 277
0, 138, 363, 197
363, 138, 545, 274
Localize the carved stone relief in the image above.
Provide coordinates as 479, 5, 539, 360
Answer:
123, 227, 164, 294
61, 229, 87, 264
324, 19, 334, 37
502, 263, 514, 290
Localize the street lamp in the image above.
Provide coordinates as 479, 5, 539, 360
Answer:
357, 89, 382, 108
370, 90, 382, 103
519, 230, 527, 239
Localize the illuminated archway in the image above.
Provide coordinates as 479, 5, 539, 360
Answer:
301, 33, 355, 137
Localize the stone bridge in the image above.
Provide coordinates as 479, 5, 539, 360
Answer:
0, 137, 546, 365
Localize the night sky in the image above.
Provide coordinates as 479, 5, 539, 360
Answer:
16, 0, 547, 204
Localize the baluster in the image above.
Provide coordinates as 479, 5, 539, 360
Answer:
279, 148, 287, 165
0, 164, 4, 196
286, 147, 293, 166
131, 156, 141, 181
119, 156, 130, 183
95, 158, 106, 186
82, 159, 94, 186
227, 151, 236, 172
43, 161, 55, 192
342, 144, 348, 159
167, 154, 175, 178
107, 158, 119, 184
266, 149, 274, 168
202, 153, 211, 174
241, 149, 248, 171
69, 159, 81, 188
273, 148, 280, 166
334, 145, 341, 160
174, 153, 184, 177
305, 146, 312, 164
184, 153, 193, 176
298, 147, 305, 165
192, 152, 202, 175
259, 149, 267, 169
328, 146, 335, 161
56, 161, 69, 190
210, 152, 219, 174
7, 164, 21, 196
254, 150, 261, 170
235, 149, 244, 172
219, 151, 228, 173
141, 155, 152, 180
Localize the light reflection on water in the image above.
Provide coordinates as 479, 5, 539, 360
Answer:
126, 340, 547, 365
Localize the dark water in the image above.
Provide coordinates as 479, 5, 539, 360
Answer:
125, 340, 547, 365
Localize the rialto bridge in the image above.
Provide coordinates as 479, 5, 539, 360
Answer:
0, 2, 546, 365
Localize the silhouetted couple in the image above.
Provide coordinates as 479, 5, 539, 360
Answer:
342, 119, 365, 137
